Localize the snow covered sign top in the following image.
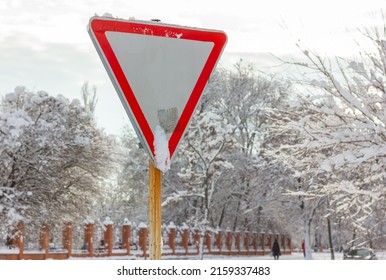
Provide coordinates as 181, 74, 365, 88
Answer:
88, 16, 227, 172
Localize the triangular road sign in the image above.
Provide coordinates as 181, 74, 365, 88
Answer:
88, 16, 227, 172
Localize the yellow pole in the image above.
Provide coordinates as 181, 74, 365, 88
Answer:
149, 160, 162, 259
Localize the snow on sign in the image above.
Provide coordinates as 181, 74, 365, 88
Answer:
88, 16, 227, 172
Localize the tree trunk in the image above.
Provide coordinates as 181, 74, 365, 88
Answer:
198, 182, 210, 260
327, 217, 335, 260
218, 203, 227, 228
304, 215, 313, 260
198, 208, 208, 260
232, 200, 241, 231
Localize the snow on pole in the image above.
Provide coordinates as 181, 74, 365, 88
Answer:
123, 218, 132, 226
153, 125, 170, 172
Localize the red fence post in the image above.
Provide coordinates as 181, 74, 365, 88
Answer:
14, 222, 25, 260
205, 231, 212, 253
182, 224, 189, 255
215, 227, 222, 253
63, 222, 73, 258
138, 223, 148, 259
168, 222, 176, 255
268, 232, 273, 252
194, 229, 200, 254
281, 235, 286, 253
226, 229, 232, 254
252, 232, 258, 254
84, 221, 94, 257
235, 231, 241, 253
244, 231, 250, 254
104, 217, 113, 256
122, 218, 131, 255
261, 231, 265, 255
39, 224, 50, 259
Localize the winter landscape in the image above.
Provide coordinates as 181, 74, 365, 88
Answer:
1, 1, 386, 270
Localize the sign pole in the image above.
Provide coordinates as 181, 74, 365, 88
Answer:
149, 160, 162, 260
88, 17, 226, 260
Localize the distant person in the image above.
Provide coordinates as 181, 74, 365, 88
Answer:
272, 238, 281, 260
301, 240, 305, 257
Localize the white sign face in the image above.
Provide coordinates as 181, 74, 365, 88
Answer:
88, 17, 227, 172
106, 31, 213, 136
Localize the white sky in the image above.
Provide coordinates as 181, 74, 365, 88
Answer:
1, 0, 385, 135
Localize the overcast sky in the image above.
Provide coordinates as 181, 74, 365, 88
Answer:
1, 0, 385, 135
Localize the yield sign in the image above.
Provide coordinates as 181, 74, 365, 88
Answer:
88, 16, 227, 172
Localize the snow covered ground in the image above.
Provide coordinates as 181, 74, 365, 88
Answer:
2, 246, 386, 260
65, 251, 386, 260
200, 251, 386, 260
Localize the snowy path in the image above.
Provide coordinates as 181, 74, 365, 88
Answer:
168, 251, 386, 260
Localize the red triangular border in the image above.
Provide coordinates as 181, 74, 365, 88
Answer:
89, 17, 227, 161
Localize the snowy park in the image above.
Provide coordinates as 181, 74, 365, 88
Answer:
2, 1, 386, 265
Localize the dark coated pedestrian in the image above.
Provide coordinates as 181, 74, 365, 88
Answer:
272, 238, 281, 260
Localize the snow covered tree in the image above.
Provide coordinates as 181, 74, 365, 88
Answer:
167, 109, 236, 258
263, 20, 386, 257
111, 127, 149, 224
162, 62, 293, 247
0, 86, 115, 230
81, 81, 98, 114
213, 61, 291, 231
262, 102, 328, 259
